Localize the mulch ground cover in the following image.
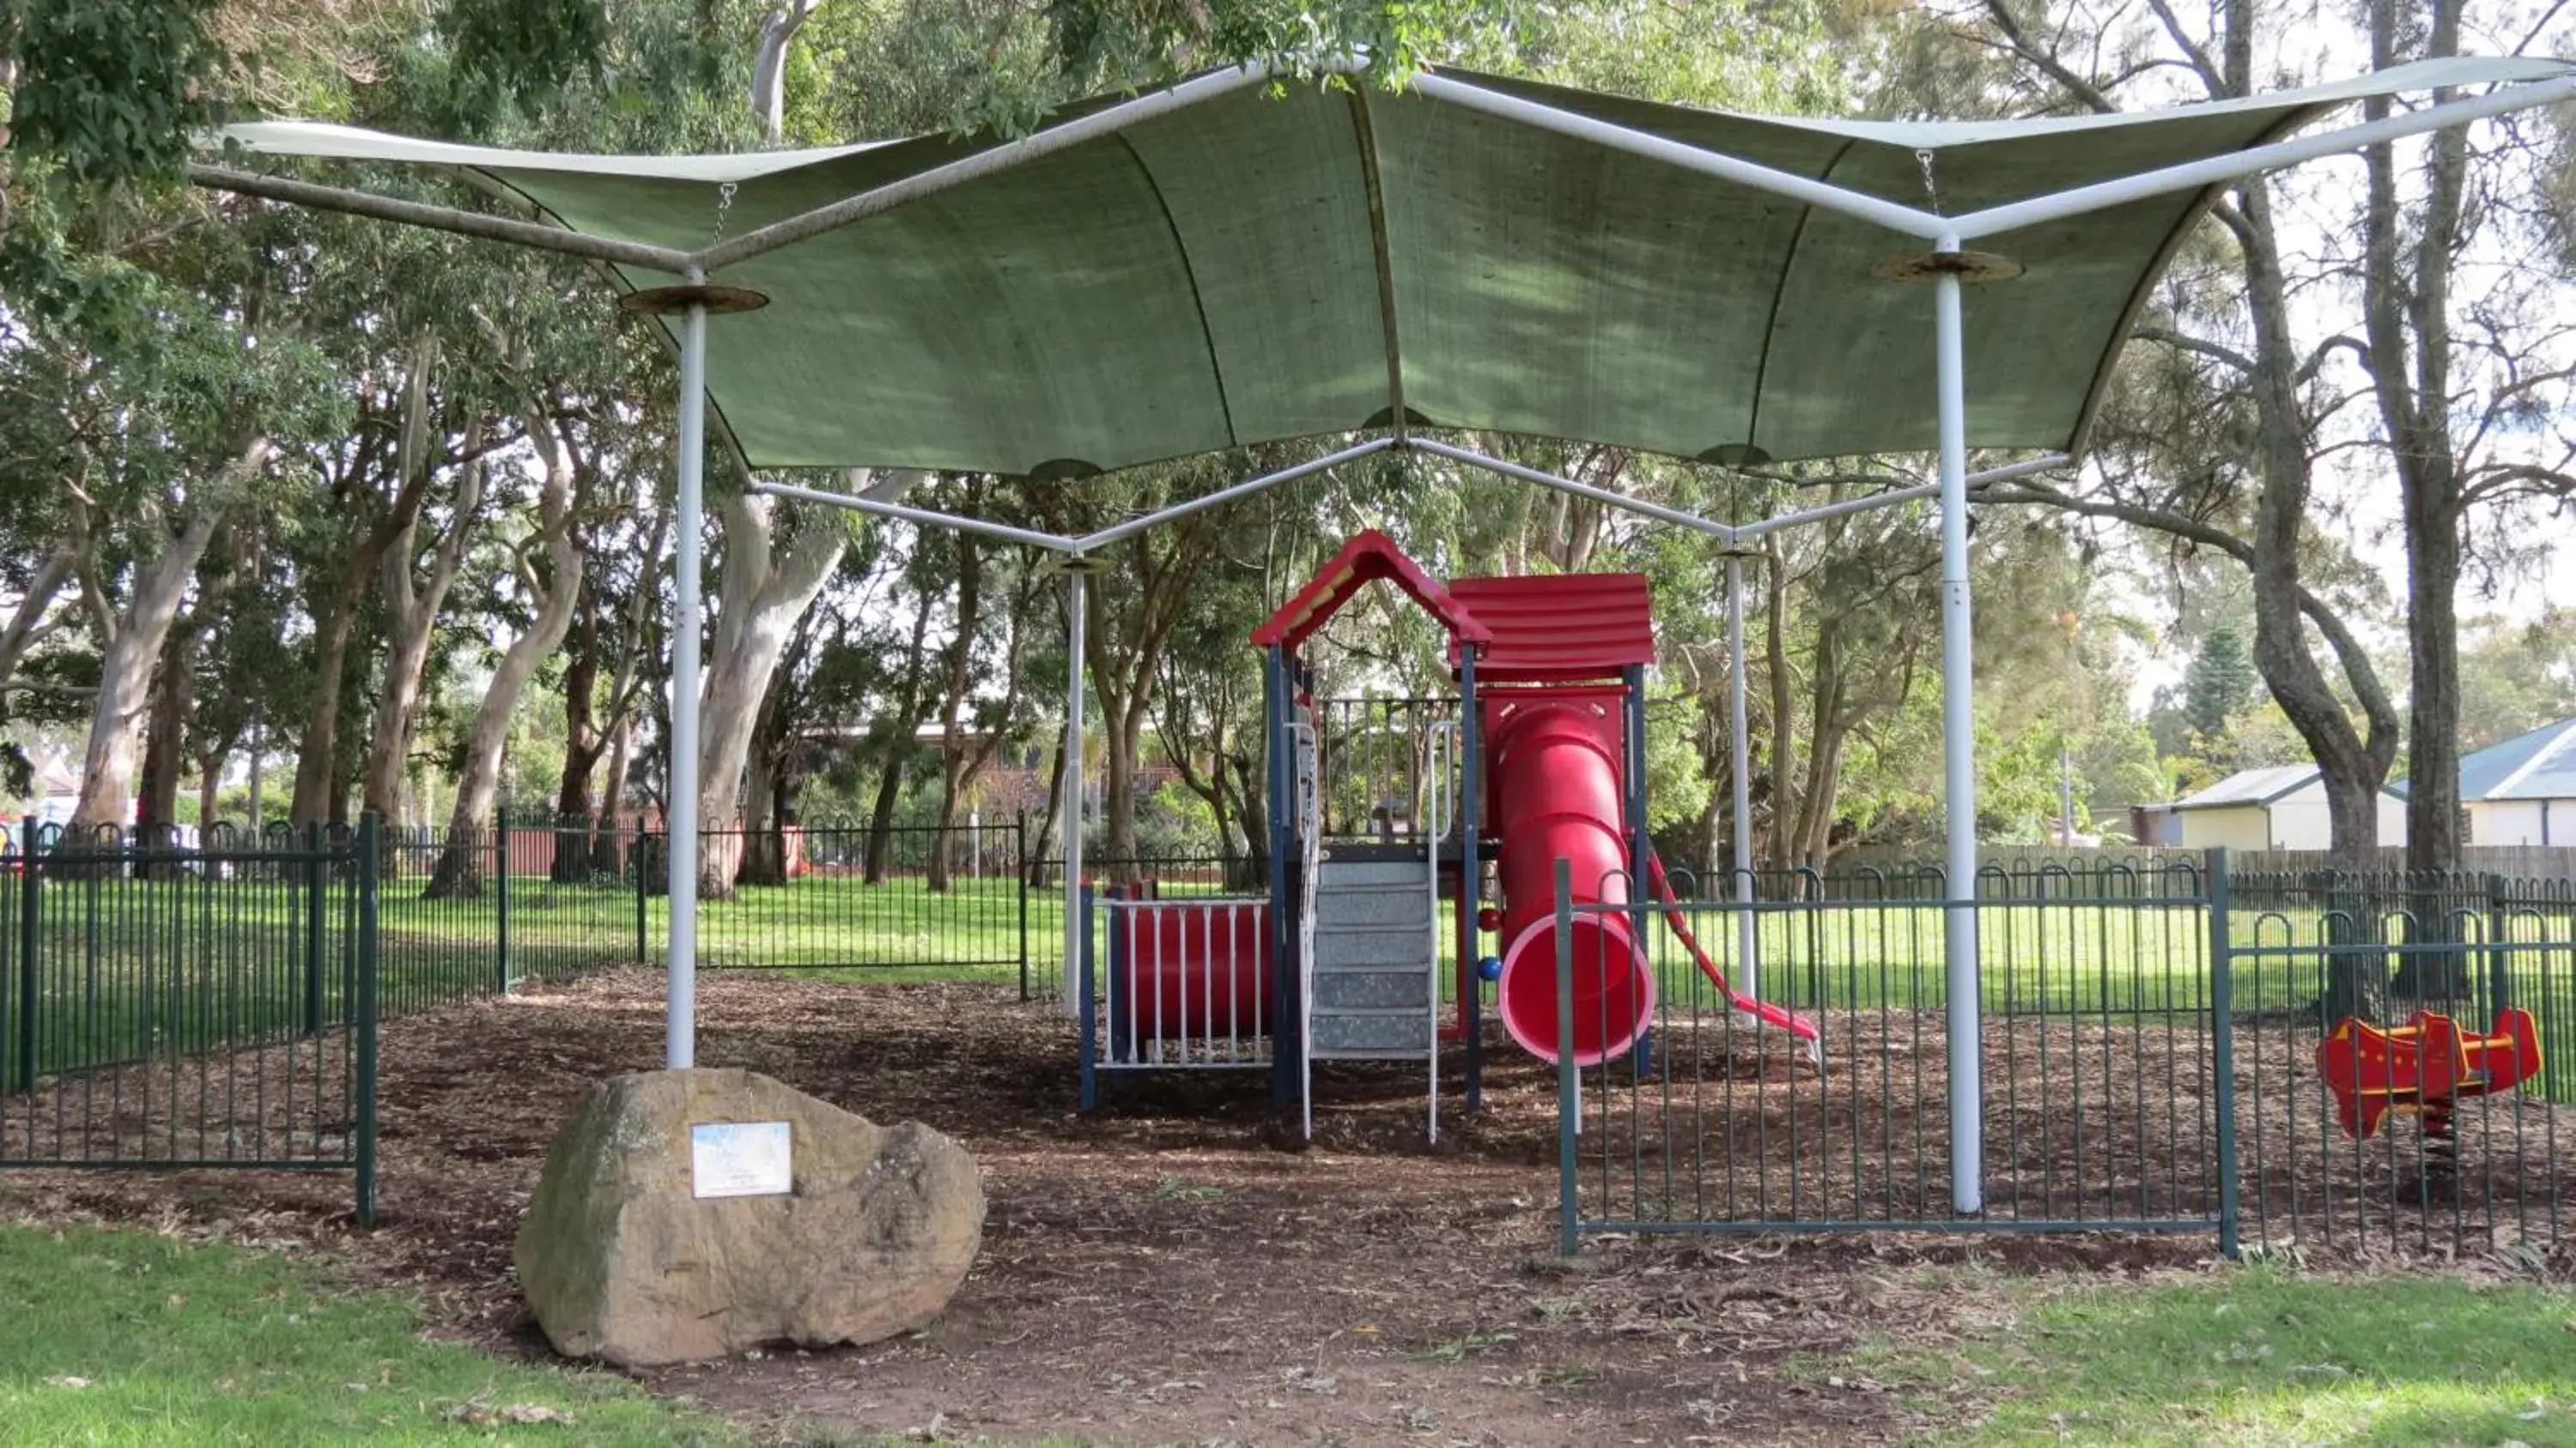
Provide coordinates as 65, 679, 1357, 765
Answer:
9, 968, 2558, 1445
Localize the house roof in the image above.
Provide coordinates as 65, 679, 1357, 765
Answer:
2176, 765, 2409, 810
2172, 766, 2322, 810
2459, 714, 2576, 802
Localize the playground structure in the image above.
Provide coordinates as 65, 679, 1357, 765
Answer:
2318, 1007, 2546, 1142
191, 55, 2576, 1234
1075, 531, 1820, 1129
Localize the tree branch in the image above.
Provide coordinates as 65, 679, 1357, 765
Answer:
1978, 0, 2120, 113
2142, 0, 2227, 97
2133, 324, 2257, 375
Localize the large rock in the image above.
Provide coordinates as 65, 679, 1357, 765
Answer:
513, 1068, 982, 1366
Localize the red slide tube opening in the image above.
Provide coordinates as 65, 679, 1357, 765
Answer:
1485, 692, 1653, 1064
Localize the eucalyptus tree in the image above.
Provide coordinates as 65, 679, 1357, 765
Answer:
1917, 0, 2576, 876
0, 189, 343, 836
550, 490, 670, 867
422, 368, 612, 896
921, 490, 1048, 894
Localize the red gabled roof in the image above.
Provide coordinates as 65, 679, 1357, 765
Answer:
1445, 573, 1656, 683
1250, 530, 1492, 650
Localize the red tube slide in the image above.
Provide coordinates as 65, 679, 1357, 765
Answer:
1487, 691, 1654, 1065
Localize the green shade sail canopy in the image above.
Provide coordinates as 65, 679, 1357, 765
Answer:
217, 56, 2565, 478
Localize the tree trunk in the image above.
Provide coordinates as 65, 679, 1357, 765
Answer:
0, 548, 73, 693
1097, 696, 1147, 879
752, 0, 819, 144
246, 727, 264, 834
585, 503, 668, 879
1227, 750, 1268, 891
292, 342, 440, 827
1027, 739, 1067, 888
592, 719, 635, 877
70, 491, 240, 837
362, 443, 483, 828
1762, 538, 1795, 874
426, 416, 589, 899
285, 602, 362, 827
861, 579, 938, 885
861, 747, 908, 879
927, 532, 987, 894
2360, 0, 2468, 883
2239, 190, 2400, 857
737, 662, 795, 887
551, 575, 606, 881
196, 745, 224, 838
137, 623, 195, 866
696, 485, 884, 898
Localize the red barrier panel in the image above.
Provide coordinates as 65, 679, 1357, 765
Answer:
1115, 899, 1276, 1042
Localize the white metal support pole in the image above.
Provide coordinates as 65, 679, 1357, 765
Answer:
1726, 555, 1758, 998
668, 299, 708, 1071
1060, 565, 1089, 1016
1933, 240, 1982, 1214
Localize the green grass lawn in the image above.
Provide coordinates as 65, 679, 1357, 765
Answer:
0, 1224, 738, 1445
1850, 1267, 2576, 1446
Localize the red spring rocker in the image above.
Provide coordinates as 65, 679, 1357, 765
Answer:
2315, 1007, 2544, 1141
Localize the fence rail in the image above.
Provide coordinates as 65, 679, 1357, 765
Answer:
2, 815, 1272, 1012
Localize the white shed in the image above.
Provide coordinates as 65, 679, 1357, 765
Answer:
2453, 715, 2576, 847
2170, 766, 2409, 852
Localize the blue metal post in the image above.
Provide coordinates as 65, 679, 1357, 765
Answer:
1460, 647, 1483, 1110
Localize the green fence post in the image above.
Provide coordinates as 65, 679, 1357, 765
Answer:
494, 811, 511, 995
635, 821, 649, 967
1555, 856, 1580, 1256
355, 814, 380, 1227
15, 816, 37, 1092
2206, 847, 2239, 1259
2487, 873, 2512, 1016
1017, 812, 1031, 1002
304, 824, 326, 1037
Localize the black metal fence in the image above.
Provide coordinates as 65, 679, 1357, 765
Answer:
0, 818, 379, 1224
1552, 852, 2576, 1260
3, 812, 1246, 1014
691, 822, 1028, 981
2224, 868, 2573, 1259
0, 805, 1246, 1222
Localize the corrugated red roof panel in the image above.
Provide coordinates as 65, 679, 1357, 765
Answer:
1249, 530, 1493, 650
1445, 573, 1656, 682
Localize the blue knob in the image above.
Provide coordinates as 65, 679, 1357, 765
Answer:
1476, 955, 1504, 982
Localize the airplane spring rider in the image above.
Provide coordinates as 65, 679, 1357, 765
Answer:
2316, 1007, 2544, 1143
1075, 530, 1820, 1131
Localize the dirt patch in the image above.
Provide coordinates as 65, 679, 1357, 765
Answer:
0, 970, 2506, 1445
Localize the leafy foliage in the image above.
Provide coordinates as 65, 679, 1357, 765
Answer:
0, 0, 228, 186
